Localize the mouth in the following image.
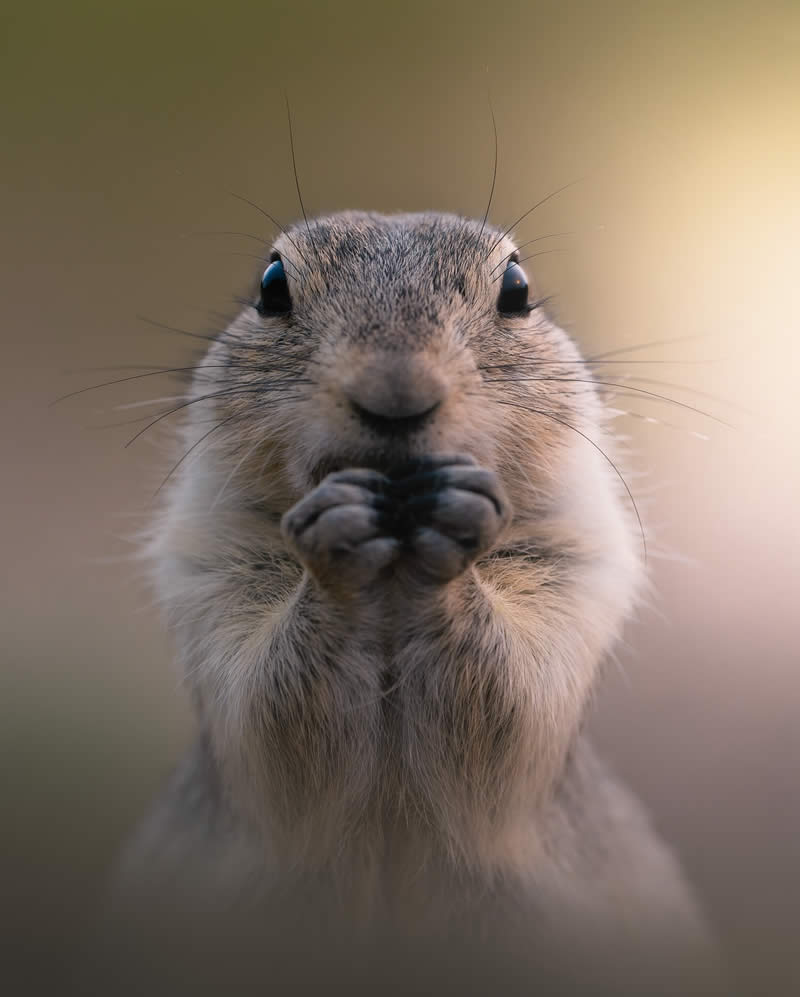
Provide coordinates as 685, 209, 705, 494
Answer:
310, 449, 439, 486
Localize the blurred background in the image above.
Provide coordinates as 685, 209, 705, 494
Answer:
2, 1, 798, 993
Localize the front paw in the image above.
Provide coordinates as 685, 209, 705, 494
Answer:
281, 469, 400, 595
388, 455, 511, 584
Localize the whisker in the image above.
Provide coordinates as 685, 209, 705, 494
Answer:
490, 248, 567, 281
478, 87, 498, 240
218, 250, 302, 283
598, 390, 740, 436
52, 354, 318, 405
493, 398, 647, 562
489, 232, 575, 275
486, 177, 583, 259
189, 230, 270, 245
136, 314, 216, 343
479, 359, 709, 370
113, 395, 187, 411
606, 407, 711, 441
483, 375, 734, 427
284, 93, 321, 269
94, 389, 303, 428
586, 335, 704, 362
51, 366, 230, 405
153, 412, 244, 497
227, 189, 309, 269
61, 364, 172, 373
124, 385, 301, 447
210, 433, 271, 511
50, 363, 310, 405
93, 402, 194, 429
601, 374, 746, 412
225, 250, 271, 262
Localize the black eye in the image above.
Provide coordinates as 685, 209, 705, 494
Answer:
497, 261, 529, 314
257, 255, 292, 315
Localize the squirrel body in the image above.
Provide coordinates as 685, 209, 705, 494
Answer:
114, 212, 719, 992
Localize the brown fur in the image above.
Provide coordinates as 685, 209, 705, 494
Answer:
112, 213, 722, 993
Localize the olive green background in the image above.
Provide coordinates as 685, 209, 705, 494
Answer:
2, 2, 799, 993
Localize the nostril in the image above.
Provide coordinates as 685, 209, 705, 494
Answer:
350, 399, 441, 436
343, 356, 448, 436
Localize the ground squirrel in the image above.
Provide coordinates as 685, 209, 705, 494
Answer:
110, 211, 722, 995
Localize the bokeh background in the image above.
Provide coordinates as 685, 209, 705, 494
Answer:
2, 1, 798, 993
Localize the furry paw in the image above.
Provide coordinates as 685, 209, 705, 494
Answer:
387, 455, 511, 584
281, 469, 400, 594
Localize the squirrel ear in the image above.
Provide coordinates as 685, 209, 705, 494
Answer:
496, 261, 529, 315
257, 256, 292, 316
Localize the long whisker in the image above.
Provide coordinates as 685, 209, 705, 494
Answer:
486, 178, 583, 259
154, 412, 244, 497
218, 250, 303, 284
96, 382, 305, 428
136, 314, 216, 342
285, 93, 321, 269
50, 364, 313, 405
602, 374, 746, 412
493, 398, 647, 562
210, 432, 272, 511
93, 399, 196, 429
489, 232, 574, 275
602, 390, 728, 422
227, 189, 309, 268
478, 87, 498, 240
189, 230, 270, 245
62, 364, 173, 373
483, 375, 734, 427
225, 250, 271, 262
606, 407, 711, 441
51, 366, 231, 405
124, 385, 297, 447
479, 359, 708, 370
63, 360, 312, 375
490, 249, 567, 281
586, 335, 704, 362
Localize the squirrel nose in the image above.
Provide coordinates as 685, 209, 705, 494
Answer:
344, 358, 446, 437
349, 397, 441, 436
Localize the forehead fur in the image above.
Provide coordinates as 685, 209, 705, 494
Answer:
288, 211, 500, 258
270, 212, 516, 342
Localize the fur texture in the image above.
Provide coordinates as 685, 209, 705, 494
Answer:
114, 213, 720, 992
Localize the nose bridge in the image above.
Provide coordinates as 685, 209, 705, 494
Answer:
342, 349, 447, 423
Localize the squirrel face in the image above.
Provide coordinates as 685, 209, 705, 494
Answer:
151, 209, 643, 861
194, 210, 613, 533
